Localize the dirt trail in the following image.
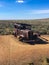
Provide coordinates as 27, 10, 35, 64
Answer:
0, 35, 49, 65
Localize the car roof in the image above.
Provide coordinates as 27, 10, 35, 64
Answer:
16, 23, 31, 26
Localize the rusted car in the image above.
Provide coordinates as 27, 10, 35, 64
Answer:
14, 23, 40, 42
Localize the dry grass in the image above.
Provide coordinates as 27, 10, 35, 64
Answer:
0, 35, 49, 65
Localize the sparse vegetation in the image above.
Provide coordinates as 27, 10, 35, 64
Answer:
0, 18, 49, 35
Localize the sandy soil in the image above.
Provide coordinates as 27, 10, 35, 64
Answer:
0, 35, 49, 65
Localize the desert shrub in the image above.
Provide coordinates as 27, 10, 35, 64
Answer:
46, 58, 49, 63
38, 57, 49, 65
0, 20, 49, 35
28, 63, 34, 65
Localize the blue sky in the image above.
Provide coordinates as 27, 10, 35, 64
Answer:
0, 0, 49, 20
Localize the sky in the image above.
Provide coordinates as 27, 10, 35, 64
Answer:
0, 0, 49, 20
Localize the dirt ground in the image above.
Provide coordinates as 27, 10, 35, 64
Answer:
0, 35, 49, 65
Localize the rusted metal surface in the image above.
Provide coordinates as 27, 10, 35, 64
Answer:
14, 23, 40, 42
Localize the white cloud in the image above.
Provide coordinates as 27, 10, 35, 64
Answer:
29, 10, 49, 14
16, 0, 24, 3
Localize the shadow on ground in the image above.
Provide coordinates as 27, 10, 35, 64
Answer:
22, 38, 48, 45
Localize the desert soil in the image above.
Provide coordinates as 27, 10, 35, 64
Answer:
0, 35, 49, 65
